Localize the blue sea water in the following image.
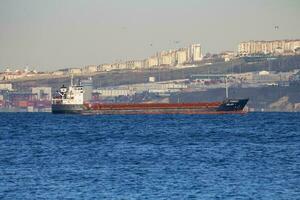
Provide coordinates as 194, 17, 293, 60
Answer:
0, 112, 299, 199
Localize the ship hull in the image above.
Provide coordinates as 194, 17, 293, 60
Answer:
52, 104, 84, 114
52, 99, 249, 115
81, 109, 247, 115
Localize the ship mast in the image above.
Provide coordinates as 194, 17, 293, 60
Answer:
225, 75, 229, 99
190, 74, 230, 99
71, 73, 74, 86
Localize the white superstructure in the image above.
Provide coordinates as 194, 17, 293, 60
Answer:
52, 83, 84, 105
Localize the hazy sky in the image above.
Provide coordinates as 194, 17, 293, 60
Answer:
0, 0, 299, 71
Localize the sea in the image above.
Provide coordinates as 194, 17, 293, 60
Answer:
0, 112, 299, 199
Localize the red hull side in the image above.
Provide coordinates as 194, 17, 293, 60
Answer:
81, 109, 247, 115
80, 101, 247, 115
85, 102, 222, 110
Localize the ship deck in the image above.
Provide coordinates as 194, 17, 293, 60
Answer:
85, 102, 222, 110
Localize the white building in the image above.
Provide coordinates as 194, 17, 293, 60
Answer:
148, 56, 159, 68
98, 64, 113, 72
190, 44, 202, 62
83, 65, 98, 73
69, 68, 82, 75
238, 39, 300, 56
32, 87, 52, 100
52, 71, 65, 76
176, 49, 188, 65
0, 83, 13, 91
94, 89, 136, 97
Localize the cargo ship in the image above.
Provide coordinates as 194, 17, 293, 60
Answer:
52, 81, 248, 114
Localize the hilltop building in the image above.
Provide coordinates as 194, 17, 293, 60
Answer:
0, 83, 13, 91
69, 68, 82, 75
147, 56, 159, 68
189, 44, 203, 62
238, 39, 300, 56
220, 51, 235, 62
83, 65, 98, 73
158, 50, 177, 66
98, 64, 114, 72
176, 48, 189, 65
95, 43, 203, 71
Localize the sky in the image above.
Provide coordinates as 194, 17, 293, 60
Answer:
0, 0, 299, 71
